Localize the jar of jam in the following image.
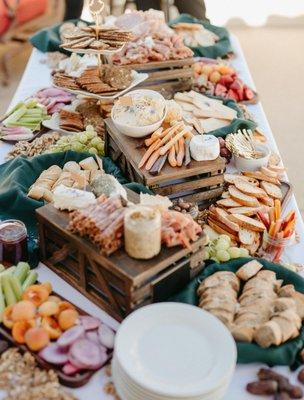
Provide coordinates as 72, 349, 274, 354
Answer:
0, 220, 28, 266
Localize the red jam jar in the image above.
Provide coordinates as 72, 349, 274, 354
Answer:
0, 220, 28, 266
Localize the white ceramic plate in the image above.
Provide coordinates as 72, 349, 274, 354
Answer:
114, 303, 236, 398
53, 70, 148, 101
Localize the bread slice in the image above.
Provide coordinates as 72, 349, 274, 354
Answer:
242, 171, 280, 185
240, 232, 261, 255
208, 309, 234, 326
207, 219, 239, 242
278, 284, 296, 298
228, 186, 260, 207
260, 181, 283, 199
259, 195, 274, 207
224, 173, 259, 186
213, 207, 240, 232
231, 326, 254, 342
228, 214, 266, 232
271, 316, 296, 342
260, 166, 278, 178
238, 228, 255, 245
273, 298, 296, 313
291, 292, 304, 319
217, 198, 242, 208
234, 178, 267, 199
278, 309, 301, 330
227, 206, 262, 216
256, 270, 277, 282
254, 320, 282, 348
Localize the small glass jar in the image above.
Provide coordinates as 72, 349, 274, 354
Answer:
261, 231, 295, 263
0, 220, 28, 266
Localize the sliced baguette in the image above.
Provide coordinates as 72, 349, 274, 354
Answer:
236, 260, 263, 281
207, 219, 239, 242
227, 206, 261, 216
254, 320, 282, 348
260, 166, 278, 178
228, 186, 260, 207
217, 198, 242, 208
238, 228, 255, 245
260, 181, 283, 199
259, 195, 274, 207
228, 214, 266, 232
213, 207, 240, 232
224, 173, 259, 186
234, 178, 267, 199
240, 233, 261, 255
242, 171, 280, 185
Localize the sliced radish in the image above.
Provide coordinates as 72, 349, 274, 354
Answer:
63, 362, 81, 375
39, 343, 69, 365
80, 315, 101, 331
69, 338, 107, 370
57, 325, 85, 348
98, 324, 115, 349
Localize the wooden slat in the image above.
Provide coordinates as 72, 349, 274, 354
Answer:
175, 187, 224, 204
145, 68, 193, 82
154, 175, 224, 196
129, 58, 194, 71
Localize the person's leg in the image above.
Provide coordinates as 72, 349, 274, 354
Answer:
174, 0, 208, 21
135, 0, 161, 11
64, 0, 84, 20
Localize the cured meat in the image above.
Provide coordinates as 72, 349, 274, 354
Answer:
33, 87, 74, 114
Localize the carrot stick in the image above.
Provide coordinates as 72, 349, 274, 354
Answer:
160, 128, 190, 156
269, 221, 276, 236
138, 139, 161, 168
268, 208, 275, 225
168, 145, 177, 167
274, 199, 281, 221
272, 219, 282, 237
176, 137, 185, 167
145, 149, 161, 171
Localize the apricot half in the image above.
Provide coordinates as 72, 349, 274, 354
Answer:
24, 327, 49, 351
22, 285, 49, 306
58, 309, 79, 331
48, 295, 61, 304
3, 305, 14, 329
12, 320, 35, 344
12, 301, 36, 322
41, 316, 62, 339
41, 282, 52, 294
38, 301, 59, 317
57, 301, 75, 315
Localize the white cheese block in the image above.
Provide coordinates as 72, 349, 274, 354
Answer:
190, 134, 220, 161
53, 185, 96, 211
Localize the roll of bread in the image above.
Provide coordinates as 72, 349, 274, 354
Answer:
124, 206, 161, 259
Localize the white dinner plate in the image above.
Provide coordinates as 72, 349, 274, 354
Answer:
114, 303, 236, 398
53, 70, 148, 101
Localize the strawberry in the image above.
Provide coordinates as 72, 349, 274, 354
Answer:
215, 83, 227, 97
227, 89, 239, 102
244, 86, 255, 100
230, 78, 243, 91
218, 74, 234, 87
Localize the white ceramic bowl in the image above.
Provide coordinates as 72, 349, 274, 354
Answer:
111, 89, 167, 138
234, 143, 271, 172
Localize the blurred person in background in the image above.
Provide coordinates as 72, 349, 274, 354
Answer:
63, 0, 208, 21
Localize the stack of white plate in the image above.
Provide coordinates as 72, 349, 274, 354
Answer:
112, 303, 237, 400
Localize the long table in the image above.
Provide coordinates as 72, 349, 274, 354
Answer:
1, 35, 304, 399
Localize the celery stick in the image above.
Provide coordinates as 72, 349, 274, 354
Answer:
2, 274, 17, 306
10, 275, 23, 300
3, 102, 25, 119
3, 106, 27, 126
7, 122, 38, 128
22, 271, 38, 290
4, 266, 16, 275
0, 264, 5, 273
0, 278, 5, 321
25, 99, 38, 108
14, 262, 30, 283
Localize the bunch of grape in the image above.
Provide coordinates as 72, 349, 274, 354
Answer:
204, 234, 249, 263
219, 137, 232, 163
47, 125, 104, 156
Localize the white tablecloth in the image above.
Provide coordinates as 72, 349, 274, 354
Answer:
1, 35, 304, 399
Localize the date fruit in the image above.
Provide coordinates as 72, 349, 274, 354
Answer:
246, 380, 278, 395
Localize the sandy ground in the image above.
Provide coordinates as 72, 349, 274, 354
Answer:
1, 21, 303, 215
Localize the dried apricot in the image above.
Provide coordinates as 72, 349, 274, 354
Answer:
12, 301, 36, 322
12, 320, 35, 344
38, 301, 59, 317
41, 316, 62, 339
48, 295, 61, 304
24, 327, 49, 351
57, 301, 75, 314
41, 282, 52, 294
58, 309, 79, 331
3, 305, 14, 329
22, 285, 49, 306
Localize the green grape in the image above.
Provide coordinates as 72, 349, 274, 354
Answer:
210, 257, 219, 264
96, 142, 104, 152
79, 133, 88, 143
216, 250, 231, 262
89, 147, 98, 155
239, 248, 250, 257
72, 143, 83, 152
219, 235, 231, 246
228, 247, 241, 259
203, 249, 210, 261
90, 137, 101, 147
215, 238, 230, 252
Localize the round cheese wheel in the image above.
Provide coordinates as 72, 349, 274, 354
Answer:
190, 134, 220, 161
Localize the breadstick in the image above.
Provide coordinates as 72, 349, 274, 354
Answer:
157, 122, 184, 146
138, 139, 161, 168
159, 128, 189, 156
168, 145, 177, 167
145, 149, 161, 171
149, 127, 164, 141
176, 137, 185, 167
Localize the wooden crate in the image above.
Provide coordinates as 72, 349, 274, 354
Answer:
105, 119, 226, 208
36, 204, 207, 321
130, 58, 194, 95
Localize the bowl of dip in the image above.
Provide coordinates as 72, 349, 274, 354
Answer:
111, 89, 167, 138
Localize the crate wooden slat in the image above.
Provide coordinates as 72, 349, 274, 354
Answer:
129, 58, 194, 93
105, 119, 226, 207
37, 204, 207, 320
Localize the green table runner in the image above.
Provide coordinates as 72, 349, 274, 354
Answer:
169, 14, 233, 59
169, 257, 304, 368
0, 151, 149, 267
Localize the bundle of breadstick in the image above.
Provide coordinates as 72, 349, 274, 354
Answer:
138, 121, 194, 175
